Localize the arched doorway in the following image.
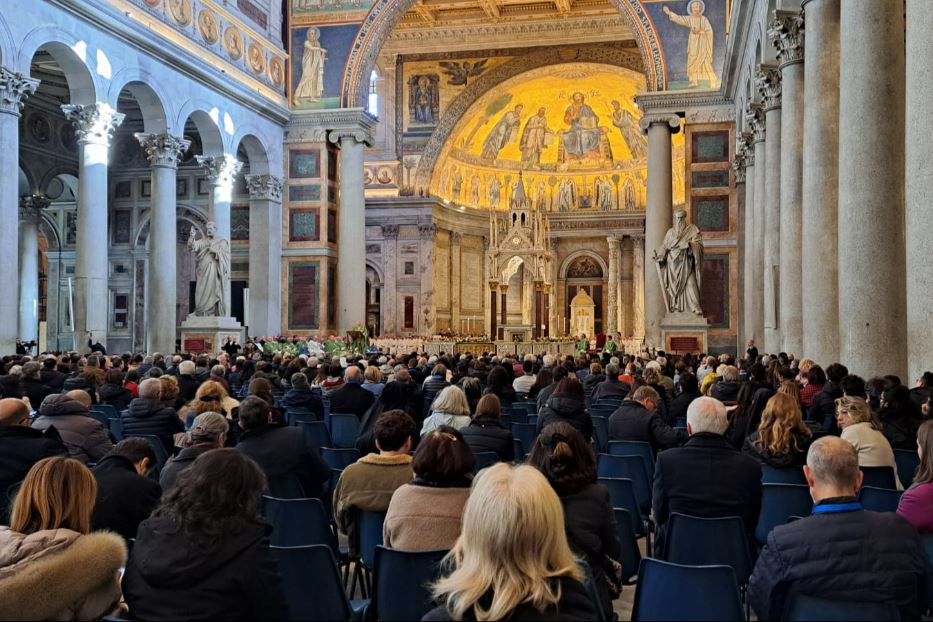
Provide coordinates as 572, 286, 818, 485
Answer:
563, 254, 606, 337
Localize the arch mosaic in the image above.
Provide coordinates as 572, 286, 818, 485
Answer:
341, 0, 667, 109
559, 250, 608, 280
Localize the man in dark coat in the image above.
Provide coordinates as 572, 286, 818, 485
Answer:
329, 366, 375, 419
176, 361, 200, 406
608, 386, 685, 455
590, 364, 630, 403
749, 436, 931, 620
0, 398, 67, 514
235, 396, 329, 498
652, 396, 762, 556
159, 412, 228, 494
281, 372, 324, 419
809, 363, 848, 435
20, 362, 52, 409
121, 378, 185, 452
39, 357, 67, 392
32, 391, 113, 464
92, 438, 162, 541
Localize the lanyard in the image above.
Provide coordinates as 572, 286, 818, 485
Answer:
811, 502, 862, 515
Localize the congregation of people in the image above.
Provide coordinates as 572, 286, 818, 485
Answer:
1, 342, 932, 620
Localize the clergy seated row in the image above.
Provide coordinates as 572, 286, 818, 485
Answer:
0, 347, 931, 620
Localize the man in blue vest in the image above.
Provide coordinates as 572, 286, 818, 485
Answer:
749, 436, 931, 620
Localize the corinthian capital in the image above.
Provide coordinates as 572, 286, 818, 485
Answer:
245, 174, 283, 201
755, 67, 782, 112
196, 154, 243, 190
328, 127, 375, 147
0, 68, 39, 116
732, 152, 748, 184
61, 103, 125, 146
135, 132, 190, 169
19, 194, 50, 221
769, 10, 805, 68
745, 101, 766, 144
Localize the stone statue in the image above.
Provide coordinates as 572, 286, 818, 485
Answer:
653, 209, 704, 315
188, 221, 229, 317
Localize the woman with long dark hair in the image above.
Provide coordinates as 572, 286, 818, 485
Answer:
898, 420, 933, 532
537, 377, 591, 441
123, 449, 287, 620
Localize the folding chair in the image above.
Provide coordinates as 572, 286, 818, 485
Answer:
597, 454, 651, 511
756, 484, 813, 545
321, 447, 361, 471
472, 451, 500, 473
511, 422, 538, 456
894, 449, 920, 488
858, 486, 903, 513
859, 465, 898, 490
760, 464, 807, 485
665, 513, 754, 589
298, 420, 332, 451
369, 546, 448, 622
607, 440, 655, 483
632, 558, 745, 621
271, 544, 366, 621
329, 413, 360, 449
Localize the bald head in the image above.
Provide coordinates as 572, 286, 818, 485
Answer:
806, 436, 861, 491
345, 366, 361, 382
65, 390, 92, 410
139, 378, 163, 400
0, 398, 30, 426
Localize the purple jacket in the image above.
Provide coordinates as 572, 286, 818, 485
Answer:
897, 481, 933, 532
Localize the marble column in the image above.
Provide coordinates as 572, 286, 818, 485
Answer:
418, 223, 436, 334
62, 103, 125, 352
18, 196, 48, 344
631, 233, 646, 341
328, 129, 372, 332
137, 133, 189, 354
450, 232, 462, 333
732, 147, 749, 355
0, 68, 38, 353
801, 0, 840, 365
756, 68, 782, 354
906, 0, 932, 383
245, 174, 284, 337
382, 225, 399, 334
639, 114, 680, 347
739, 122, 758, 347
196, 154, 242, 318
499, 284, 508, 339
838, 0, 906, 379
750, 105, 767, 346
771, 11, 805, 356
606, 235, 621, 337
489, 282, 499, 340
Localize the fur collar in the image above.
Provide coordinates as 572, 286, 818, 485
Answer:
359, 453, 413, 466
0, 530, 126, 620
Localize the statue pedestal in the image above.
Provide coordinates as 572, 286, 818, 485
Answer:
660, 312, 709, 354
179, 316, 244, 354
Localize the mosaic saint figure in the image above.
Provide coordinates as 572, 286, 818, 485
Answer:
611, 100, 648, 159
519, 107, 553, 164
482, 104, 524, 160
561, 92, 600, 159
293, 28, 326, 105
663, 0, 717, 88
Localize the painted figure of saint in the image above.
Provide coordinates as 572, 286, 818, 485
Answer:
488, 177, 501, 208
188, 221, 229, 317
561, 92, 601, 159
611, 100, 648, 159
519, 107, 553, 164
663, 0, 717, 88
482, 104, 524, 161
596, 177, 615, 211
653, 209, 704, 315
470, 175, 482, 205
410, 75, 438, 124
557, 178, 576, 212
293, 28, 326, 105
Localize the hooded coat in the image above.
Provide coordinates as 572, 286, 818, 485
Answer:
32, 394, 113, 464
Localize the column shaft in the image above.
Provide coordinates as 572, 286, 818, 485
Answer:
382, 226, 399, 334
906, 0, 933, 383
733, 163, 747, 354
741, 157, 756, 345
752, 138, 767, 344
772, 12, 805, 355
632, 234, 646, 341
642, 116, 679, 346
801, 0, 840, 365
0, 69, 37, 353
451, 233, 462, 333
758, 68, 782, 353
606, 236, 621, 336
246, 175, 284, 337
150, 165, 177, 351
838, 0, 906, 379
337, 137, 366, 331
18, 206, 41, 343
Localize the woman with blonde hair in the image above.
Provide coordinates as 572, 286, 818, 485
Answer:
159, 374, 181, 410
0, 456, 126, 620
421, 385, 472, 437
836, 395, 902, 489
180, 379, 239, 421
777, 379, 802, 405
362, 365, 385, 399
743, 392, 812, 467
424, 463, 597, 621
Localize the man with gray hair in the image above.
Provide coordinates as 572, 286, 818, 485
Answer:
159, 411, 229, 493
608, 385, 685, 454
652, 396, 761, 557
749, 436, 930, 620
590, 363, 630, 402
122, 377, 185, 453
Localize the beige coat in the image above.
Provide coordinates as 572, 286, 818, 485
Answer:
841, 421, 903, 490
383, 483, 470, 552
0, 527, 126, 621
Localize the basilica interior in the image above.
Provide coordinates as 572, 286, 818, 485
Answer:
3, 0, 931, 382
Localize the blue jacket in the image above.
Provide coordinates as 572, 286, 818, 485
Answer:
749, 498, 931, 620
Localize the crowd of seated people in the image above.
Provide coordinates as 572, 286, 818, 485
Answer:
0, 344, 932, 620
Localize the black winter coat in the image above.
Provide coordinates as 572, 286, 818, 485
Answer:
21, 377, 53, 410
748, 499, 931, 621
809, 382, 843, 435
122, 398, 185, 452
329, 382, 376, 419
98, 383, 133, 412
92, 454, 162, 541
561, 483, 621, 615
159, 446, 212, 494
607, 400, 685, 455
590, 378, 630, 403
742, 430, 812, 468
281, 388, 324, 419
422, 576, 598, 621
0, 425, 67, 510
461, 418, 514, 462
652, 432, 762, 557
711, 381, 742, 403
39, 369, 67, 392
62, 376, 96, 404
176, 375, 200, 407
537, 395, 592, 441
123, 514, 288, 621
668, 391, 700, 424
235, 423, 329, 499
